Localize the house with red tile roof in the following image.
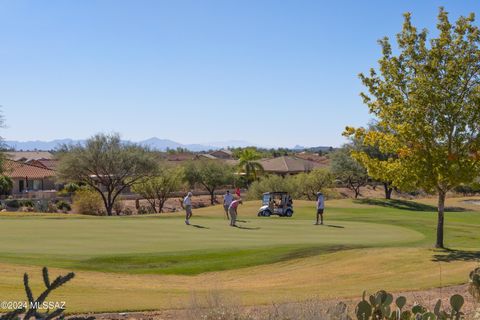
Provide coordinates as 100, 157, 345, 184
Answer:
25, 159, 59, 170
3, 159, 56, 194
257, 156, 326, 176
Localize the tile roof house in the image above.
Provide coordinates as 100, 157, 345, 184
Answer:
25, 159, 59, 170
6, 151, 54, 162
3, 159, 56, 194
209, 149, 234, 160
294, 152, 331, 166
257, 156, 326, 176
162, 153, 196, 162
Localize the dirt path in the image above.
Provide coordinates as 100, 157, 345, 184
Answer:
74, 283, 478, 319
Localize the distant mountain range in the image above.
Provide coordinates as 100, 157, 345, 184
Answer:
4, 137, 332, 152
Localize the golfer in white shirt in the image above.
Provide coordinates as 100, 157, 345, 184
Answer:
183, 192, 193, 225
223, 190, 234, 219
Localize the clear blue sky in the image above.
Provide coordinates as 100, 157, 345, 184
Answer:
0, 0, 478, 147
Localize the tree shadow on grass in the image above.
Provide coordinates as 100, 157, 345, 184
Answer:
355, 199, 470, 212
432, 248, 480, 262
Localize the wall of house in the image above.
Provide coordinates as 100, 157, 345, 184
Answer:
11, 178, 56, 194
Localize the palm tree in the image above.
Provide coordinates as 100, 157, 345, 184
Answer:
238, 149, 264, 185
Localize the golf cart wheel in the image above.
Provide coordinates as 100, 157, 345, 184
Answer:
262, 210, 271, 217
285, 210, 293, 217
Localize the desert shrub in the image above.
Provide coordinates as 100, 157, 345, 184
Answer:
188, 291, 254, 320
64, 182, 80, 193
137, 205, 154, 215
56, 200, 71, 212
246, 175, 296, 200
469, 267, 480, 302
73, 188, 104, 215
0, 175, 13, 195
5, 199, 19, 208
33, 200, 58, 213
56, 189, 70, 197
113, 200, 124, 215
34, 199, 49, 212
19, 199, 34, 207
123, 207, 134, 215
454, 183, 480, 196
291, 169, 335, 200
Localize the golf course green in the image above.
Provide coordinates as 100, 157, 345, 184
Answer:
0, 197, 478, 312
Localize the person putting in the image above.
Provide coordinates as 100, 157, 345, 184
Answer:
223, 190, 234, 219
183, 192, 193, 225
228, 199, 243, 227
315, 192, 325, 225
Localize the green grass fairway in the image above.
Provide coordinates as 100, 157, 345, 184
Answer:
0, 197, 478, 312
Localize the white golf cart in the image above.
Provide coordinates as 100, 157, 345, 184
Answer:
257, 192, 294, 217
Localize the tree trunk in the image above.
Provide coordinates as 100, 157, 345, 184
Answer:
210, 191, 215, 205
354, 186, 360, 199
384, 182, 393, 200
106, 204, 113, 216
158, 198, 166, 213
106, 192, 114, 216
436, 190, 446, 248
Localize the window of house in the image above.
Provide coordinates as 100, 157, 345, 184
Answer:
33, 180, 42, 190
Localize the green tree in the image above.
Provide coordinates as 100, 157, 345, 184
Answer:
294, 168, 334, 200
352, 123, 397, 199
57, 133, 157, 216
0, 176, 13, 195
345, 8, 480, 248
183, 160, 234, 204
246, 175, 296, 200
132, 165, 185, 213
237, 148, 264, 185
330, 146, 369, 199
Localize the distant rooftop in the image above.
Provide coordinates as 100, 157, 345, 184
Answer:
258, 156, 326, 174
6, 151, 55, 162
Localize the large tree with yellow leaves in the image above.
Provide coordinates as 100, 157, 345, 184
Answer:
345, 8, 480, 248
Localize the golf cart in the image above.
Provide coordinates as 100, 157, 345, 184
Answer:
258, 192, 294, 217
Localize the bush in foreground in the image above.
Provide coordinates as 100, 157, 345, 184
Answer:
72, 188, 104, 215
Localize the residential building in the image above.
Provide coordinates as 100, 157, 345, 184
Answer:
209, 149, 233, 160
257, 156, 326, 176
6, 151, 54, 162
3, 159, 56, 194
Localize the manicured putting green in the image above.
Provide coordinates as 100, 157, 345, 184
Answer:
0, 215, 421, 274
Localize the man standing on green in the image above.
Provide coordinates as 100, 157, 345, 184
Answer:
228, 199, 242, 227
183, 192, 193, 225
315, 192, 324, 225
223, 190, 234, 219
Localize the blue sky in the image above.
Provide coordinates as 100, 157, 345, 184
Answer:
0, 0, 478, 147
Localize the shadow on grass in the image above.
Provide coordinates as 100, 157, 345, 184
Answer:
432, 248, 480, 262
234, 225, 261, 230
191, 224, 209, 229
355, 199, 470, 212
325, 224, 345, 229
